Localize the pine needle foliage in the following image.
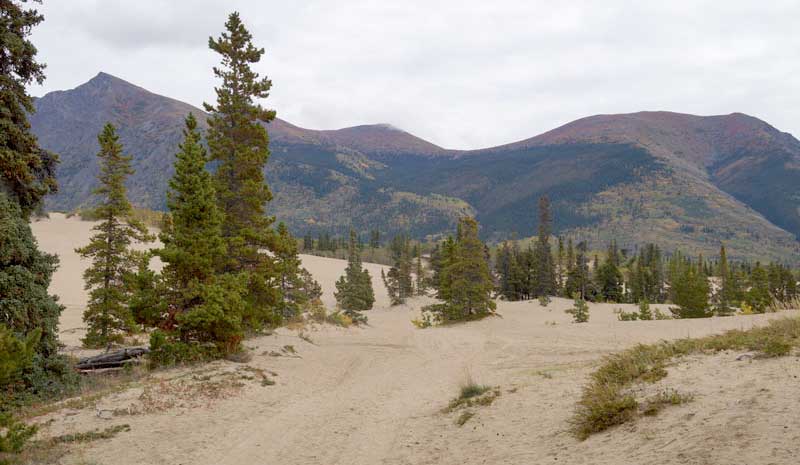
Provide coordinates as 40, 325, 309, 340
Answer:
76, 123, 153, 348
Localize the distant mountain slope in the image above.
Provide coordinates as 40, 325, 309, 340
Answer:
30, 73, 800, 263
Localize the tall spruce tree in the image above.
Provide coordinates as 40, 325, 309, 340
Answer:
335, 230, 375, 321
204, 12, 282, 328
715, 244, 735, 315
745, 263, 771, 313
76, 124, 153, 348
157, 114, 225, 306
383, 234, 413, 305
414, 245, 427, 295
597, 241, 623, 302
669, 254, 711, 318
441, 217, 496, 320
0, 0, 73, 398
152, 114, 247, 352
532, 196, 556, 297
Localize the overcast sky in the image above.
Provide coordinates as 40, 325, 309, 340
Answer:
28, 0, 800, 149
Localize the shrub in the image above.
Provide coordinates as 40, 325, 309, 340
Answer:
0, 412, 37, 456
638, 300, 653, 320
572, 317, 800, 439
616, 309, 639, 321
565, 295, 589, 323
147, 330, 218, 368
538, 295, 551, 307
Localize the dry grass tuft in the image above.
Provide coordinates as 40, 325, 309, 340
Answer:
572, 317, 800, 439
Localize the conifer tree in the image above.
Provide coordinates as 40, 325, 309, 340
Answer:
745, 263, 771, 313
566, 241, 590, 299
565, 294, 589, 323
76, 124, 153, 348
335, 230, 375, 321
274, 222, 318, 319
669, 254, 711, 318
383, 234, 413, 305
715, 244, 735, 315
556, 236, 565, 293
414, 246, 427, 295
157, 114, 225, 308
441, 217, 496, 320
597, 241, 623, 302
204, 12, 282, 328
532, 196, 556, 297
0, 0, 72, 396
0, 1, 57, 215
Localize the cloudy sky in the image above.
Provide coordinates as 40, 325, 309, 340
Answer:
29, 0, 800, 149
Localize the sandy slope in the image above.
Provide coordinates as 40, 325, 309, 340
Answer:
30, 214, 800, 465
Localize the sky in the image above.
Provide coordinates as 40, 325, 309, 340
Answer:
28, 0, 800, 150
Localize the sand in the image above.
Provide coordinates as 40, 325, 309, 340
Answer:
29, 214, 800, 465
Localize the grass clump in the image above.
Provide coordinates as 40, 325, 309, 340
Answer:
572, 317, 800, 439
445, 377, 499, 413
641, 389, 693, 417
50, 424, 131, 444
455, 411, 475, 427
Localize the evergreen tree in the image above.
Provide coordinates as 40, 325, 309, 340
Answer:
556, 236, 565, 294
532, 196, 556, 297
745, 263, 772, 313
156, 114, 225, 312
0, 1, 57, 215
273, 226, 322, 320
335, 230, 375, 322
596, 241, 623, 302
369, 229, 381, 248
715, 244, 735, 315
0, 0, 73, 399
565, 294, 589, 323
414, 245, 427, 295
76, 124, 153, 348
383, 234, 413, 305
439, 217, 496, 320
565, 241, 590, 299
669, 255, 711, 318
204, 12, 282, 328
0, 326, 39, 454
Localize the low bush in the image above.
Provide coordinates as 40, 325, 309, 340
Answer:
572, 317, 800, 439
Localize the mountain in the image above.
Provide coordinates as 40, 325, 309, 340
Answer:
30, 72, 800, 263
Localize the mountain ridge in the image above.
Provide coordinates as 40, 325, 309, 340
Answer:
29, 72, 800, 264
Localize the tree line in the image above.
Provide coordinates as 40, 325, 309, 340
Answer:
494, 196, 799, 319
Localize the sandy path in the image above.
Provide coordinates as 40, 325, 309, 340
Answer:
30, 214, 800, 465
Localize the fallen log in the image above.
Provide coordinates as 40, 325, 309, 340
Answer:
76, 347, 149, 371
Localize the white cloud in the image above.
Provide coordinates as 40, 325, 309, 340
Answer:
29, 0, 800, 149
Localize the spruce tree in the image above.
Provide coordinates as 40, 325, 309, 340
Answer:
204, 12, 282, 328
76, 124, 153, 348
597, 241, 623, 302
0, 1, 57, 215
0, 0, 72, 397
157, 114, 225, 307
151, 114, 247, 353
274, 222, 317, 319
532, 196, 556, 297
441, 217, 496, 320
745, 263, 771, 313
383, 234, 413, 305
715, 244, 735, 315
669, 255, 711, 318
335, 230, 375, 321
565, 294, 589, 323
414, 245, 427, 295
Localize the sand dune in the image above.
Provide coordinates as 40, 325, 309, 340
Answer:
30, 214, 800, 465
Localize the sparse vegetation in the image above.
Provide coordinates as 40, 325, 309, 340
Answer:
566, 295, 590, 323
572, 317, 800, 439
